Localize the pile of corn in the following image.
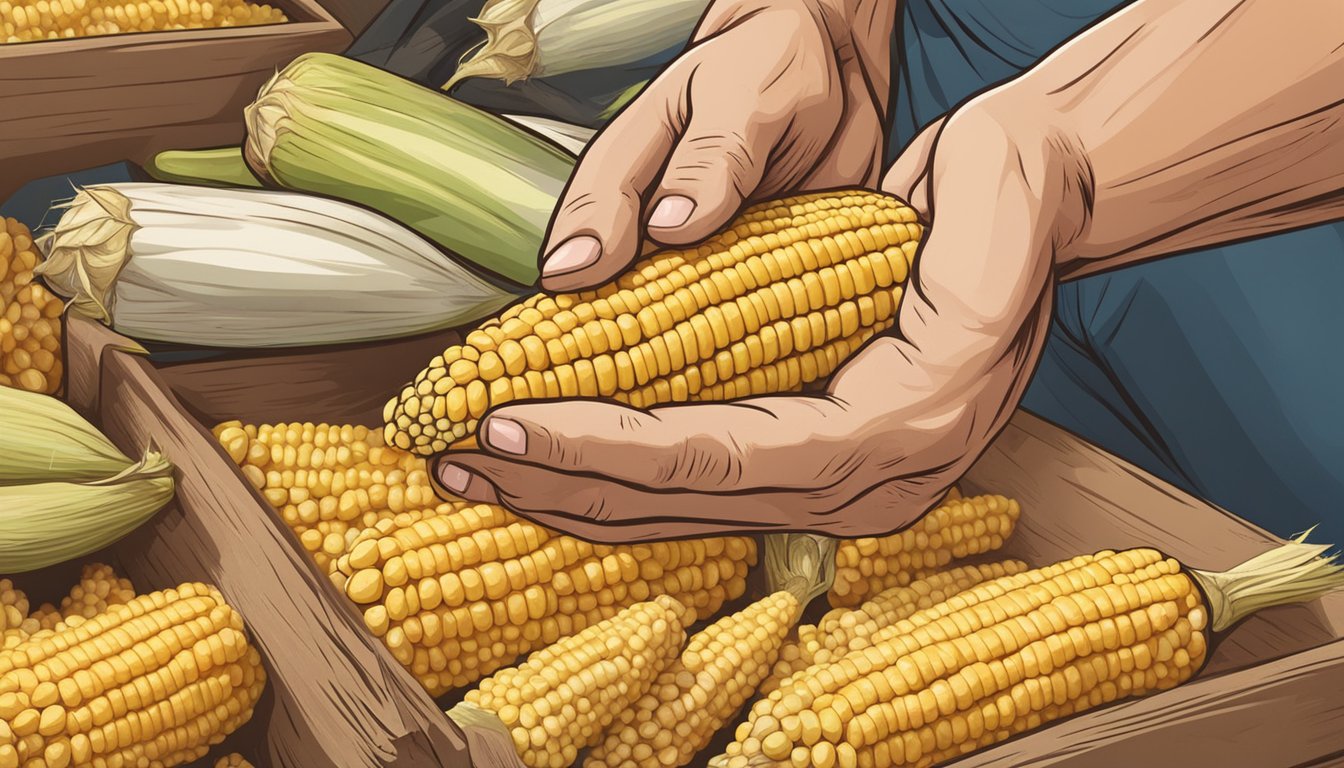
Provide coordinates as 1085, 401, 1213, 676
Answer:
1, 0, 287, 43
0, 564, 268, 768
0, 218, 61, 395
215, 420, 757, 694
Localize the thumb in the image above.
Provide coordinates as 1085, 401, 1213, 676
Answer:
880, 115, 946, 219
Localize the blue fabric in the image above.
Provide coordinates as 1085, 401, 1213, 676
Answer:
889, 0, 1344, 544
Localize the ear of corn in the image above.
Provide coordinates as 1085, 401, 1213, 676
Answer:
584, 534, 832, 767
829, 494, 1021, 608
214, 754, 255, 768
244, 53, 578, 287
1, 218, 62, 396
0, 384, 175, 575
385, 190, 922, 454
37, 183, 518, 348
0, 583, 267, 768
714, 539, 1344, 767
446, 0, 710, 88
217, 420, 756, 695
759, 561, 1029, 699
1, 0, 286, 42
0, 385, 133, 484
0, 452, 175, 573
451, 595, 692, 768
334, 505, 754, 694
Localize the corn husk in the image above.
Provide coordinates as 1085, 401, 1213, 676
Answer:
502, 113, 596, 154
0, 452, 175, 573
36, 183, 519, 348
0, 385, 175, 573
244, 53, 577, 287
0, 385, 130, 483
446, 0, 710, 88
144, 147, 264, 189
1189, 531, 1344, 632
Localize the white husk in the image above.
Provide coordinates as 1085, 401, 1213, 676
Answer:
1189, 531, 1344, 632
36, 184, 519, 348
502, 113, 596, 155
447, 0, 709, 87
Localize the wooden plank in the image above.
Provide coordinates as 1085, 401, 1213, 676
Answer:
152, 330, 460, 428
64, 317, 471, 768
963, 411, 1344, 675
954, 639, 1344, 768
0, 0, 349, 194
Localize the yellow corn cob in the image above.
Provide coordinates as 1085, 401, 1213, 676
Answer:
715, 538, 1344, 767
214, 420, 465, 572
0, 218, 62, 395
0, 582, 267, 768
586, 590, 801, 767
451, 595, 692, 768
384, 190, 923, 454
215, 753, 255, 768
758, 561, 1027, 699
0, 0, 287, 43
335, 507, 754, 694
585, 533, 834, 767
828, 494, 1021, 607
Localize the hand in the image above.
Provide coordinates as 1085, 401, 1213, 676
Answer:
437, 89, 1091, 542
536, 0, 894, 292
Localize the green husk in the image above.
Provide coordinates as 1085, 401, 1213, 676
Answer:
1189, 531, 1344, 632
0, 385, 134, 484
143, 147, 262, 189
0, 450, 175, 573
244, 53, 577, 287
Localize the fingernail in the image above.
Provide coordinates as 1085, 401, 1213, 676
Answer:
542, 236, 602, 276
439, 463, 473, 494
484, 418, 527, 455
648, 195, 695, 228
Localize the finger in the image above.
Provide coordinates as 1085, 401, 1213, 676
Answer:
434, 454, 842, 542
468, 396, 869, 493
880, 115, 946, 218
539, 80, 683, 292
644, 105, 781, 245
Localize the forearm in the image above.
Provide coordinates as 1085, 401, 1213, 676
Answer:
1015, 0, 1344, 278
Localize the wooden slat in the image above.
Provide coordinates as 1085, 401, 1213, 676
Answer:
964, 411, 1344, 675
0, 0, 349, 195
955, 639, 1344, 768
65, 317, 472, 768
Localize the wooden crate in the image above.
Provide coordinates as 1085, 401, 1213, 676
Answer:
0, 0, 350, 202
61, 315, 1344, 768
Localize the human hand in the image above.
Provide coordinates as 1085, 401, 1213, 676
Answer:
437, 87, 1091, 542
537, 0, 895, 292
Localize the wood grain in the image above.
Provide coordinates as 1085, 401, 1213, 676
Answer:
0, 0, 349, 198
65, 317, 473, 768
